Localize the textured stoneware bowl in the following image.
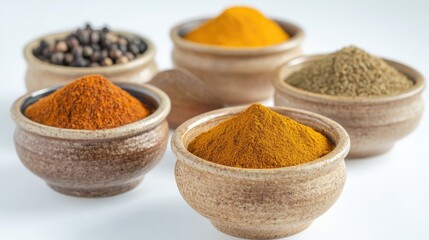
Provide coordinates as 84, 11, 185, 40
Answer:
24, 31, 158, 92
11, 84, 170, 197
274, 55, 425, 158
170, 18, 304, 105
172, 106, 350, 239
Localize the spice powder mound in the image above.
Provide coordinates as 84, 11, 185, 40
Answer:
187, 104, 333, 169
24, 74, 151, 130
184, 6, 289, 47
286, 46, 414, 97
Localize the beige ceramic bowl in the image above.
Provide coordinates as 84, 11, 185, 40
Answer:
274, 55, 425, 158
24, 31, 158, 92
11, 84, 170, 197
170, 18, 304, 105
172, 106, 350, 239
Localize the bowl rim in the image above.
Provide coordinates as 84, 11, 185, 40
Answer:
170, 17, 305, 56
171, 105, 350, 178
11, 83, 171, 140
23, 30, 156, 75
273, 54, 426, 104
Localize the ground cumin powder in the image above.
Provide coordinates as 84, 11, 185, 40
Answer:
184, 6, 289, 47
286, 46, 414, 97
188, 104, 333, 168
24, 74, 150, 130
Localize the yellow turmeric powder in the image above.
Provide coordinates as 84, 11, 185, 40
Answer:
188, 104, 333, 168
184, 6, 289, 47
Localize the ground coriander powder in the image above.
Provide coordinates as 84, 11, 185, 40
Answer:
286, 46, 414, 97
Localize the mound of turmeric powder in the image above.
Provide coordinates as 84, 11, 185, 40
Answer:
184, 6, 289, 47
188, 104, 333, 168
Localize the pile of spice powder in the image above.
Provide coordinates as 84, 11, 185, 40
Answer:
184, 6, 289, 47
286, 46, 414, 97
188, 104, 333, 168
24, 74, 151, 130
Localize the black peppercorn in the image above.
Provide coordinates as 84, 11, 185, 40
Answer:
116, 56, 129, 64
64, 53, 74, 65
83, 46, 93, 57
66, 36, 79, 49
109, 49, 123, 59
129, 44, 140, 55
101, 57, 113, 66
50, 52, 64, 65
71, 46, 83, 57
55, 41, 68, 52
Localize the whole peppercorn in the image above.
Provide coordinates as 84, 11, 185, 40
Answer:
42, 46, 54, 58
66, 36, 79, 49
116, 56, 129, 64
55, 41, 68, 52
91, 51, 101, 62
118, 43, 127, 52
106, 32, 118, 43
138, 42, 147, 52
107, 43, 118, 51
118, 37, 128, 46
64, 53, 74, 65
71, 46, 83, 57
85, 23, 92, 30
129, 44, 140, 55
91, 43, 101, 52
90, 31, 100, 43
125, 52, 135, 60
76, 29, 90, 45
72, 57, 89, 67
83, 46, 93, 57
109, 49, 123, 59
101, 57, 113, 66
50, 52, 64, 65
39, 39, 49, 49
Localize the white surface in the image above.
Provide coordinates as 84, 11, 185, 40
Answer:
1, 0, 428, 239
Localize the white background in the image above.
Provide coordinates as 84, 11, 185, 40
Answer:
1, 0, 428, 239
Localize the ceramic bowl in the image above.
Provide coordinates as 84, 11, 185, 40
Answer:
24, 31, 158, 92
273, 55, 425, 158
172, 106, 350, 239
170, 18, 304, 105
11, 84, 170, 197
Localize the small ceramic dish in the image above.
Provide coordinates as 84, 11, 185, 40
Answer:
11, 84, 170, 197
273, 55, 425, 158
170, 18, 304, 105
171, 106, 350, 239
24, 31, 158, 92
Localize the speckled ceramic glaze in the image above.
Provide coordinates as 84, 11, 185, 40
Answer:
274, 55, 425, 158
24, 31, 158, 92
11, 84, 170, 197
172, 106, 350, 239
170, 18, 304, 105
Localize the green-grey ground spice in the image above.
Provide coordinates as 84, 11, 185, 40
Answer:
285, 46, 414, 97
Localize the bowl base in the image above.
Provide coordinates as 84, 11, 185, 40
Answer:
347, 144, 394, 159
48, 178, 143, 198
211, 221, 311, 239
